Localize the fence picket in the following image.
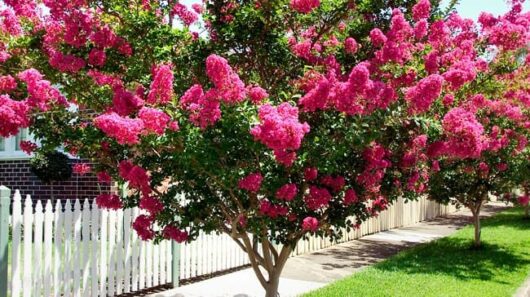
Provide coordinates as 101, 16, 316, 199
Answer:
33, 201, 44, 296
73, 200, 82, 297
90, 203, 100, 296
44, 200, 53, 297
99, 209, 108, 297
116, 209, 124, 294
82, 200, 91, 297
22, 195, 33, 297
11, 191, 22, 297
123, 208, 132, 293
107, 210, 116, 296
53, 200, 63, 297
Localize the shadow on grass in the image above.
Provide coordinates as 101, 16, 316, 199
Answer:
371, 207, 530, 283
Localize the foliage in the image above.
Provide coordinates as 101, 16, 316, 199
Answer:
29, 151, 73, 184
1, 0, 530, 294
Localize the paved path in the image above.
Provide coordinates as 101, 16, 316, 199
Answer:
150, 203, 508, 297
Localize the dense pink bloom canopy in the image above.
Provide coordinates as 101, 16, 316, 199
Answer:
290, 0, 320, 14
93, 113, 144, 145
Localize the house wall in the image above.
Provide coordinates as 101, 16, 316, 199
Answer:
0, 159, 113, 203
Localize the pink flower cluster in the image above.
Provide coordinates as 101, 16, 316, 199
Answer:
276, 183, 298, 201
97, 171, 112, 183
73, 163, 91, 175
171, 3, 198, 26
405, 74, 444, 113
259, 200, 288, 218
412, 0, 431, 21
0, 94, 29, 137
119, 160, 151, 196
180, 84, 221, 129
247, 86, 269, 103
302, 216, 319, 232
250, 103, 310, 165
518, 195, 530, 206
138, 107, 170, 135
238, 172, 263, 193
439, 107, 485, 159
356, 143, 391, 193
96, 194, 123, 210
320, 175, 345, 192
343, 189, 359, 205
147, 64, 174, 105
19, 141, 37, 154
163, 225, 189, 243
139, 195, 164, 216
93, 112, 144, 145
304, 186, 332, 210
290, 0, 320, 14
132, 215, 155, 240
206, 55, 246, 104
18, 68, 67, 111
344, 37, 358, 55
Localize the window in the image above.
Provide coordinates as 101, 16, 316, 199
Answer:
0, 128, 33, 160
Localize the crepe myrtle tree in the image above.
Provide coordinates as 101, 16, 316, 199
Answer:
422, 3, 530, 248
2, 0, 530, 296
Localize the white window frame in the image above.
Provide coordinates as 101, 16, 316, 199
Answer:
0, 128, 35, 160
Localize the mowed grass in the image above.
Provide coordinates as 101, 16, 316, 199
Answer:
304, 207, 530, 297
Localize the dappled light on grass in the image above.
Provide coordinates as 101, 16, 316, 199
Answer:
305, 208, 530, 297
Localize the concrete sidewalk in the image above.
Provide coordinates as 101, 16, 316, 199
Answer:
150, 203, 508, 297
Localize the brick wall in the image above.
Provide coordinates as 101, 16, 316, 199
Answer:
0, 159, 115, 203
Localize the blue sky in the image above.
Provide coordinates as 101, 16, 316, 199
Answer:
180, 0, 529, 20
444, 0, 530, 19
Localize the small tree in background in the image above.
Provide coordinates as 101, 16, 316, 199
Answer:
1, 0, 530, 295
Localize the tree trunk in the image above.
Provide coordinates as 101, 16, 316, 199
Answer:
264, 271, 281, 297
472, 210, 481, 248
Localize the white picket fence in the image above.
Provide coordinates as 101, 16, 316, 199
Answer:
7, 190, 456, 297
9, 191, 173, 297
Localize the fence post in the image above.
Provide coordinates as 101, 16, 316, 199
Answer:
0, 186, 11, 297
172, 241, 180, 288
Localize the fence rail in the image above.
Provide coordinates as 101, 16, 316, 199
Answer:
1, 187, 456, 296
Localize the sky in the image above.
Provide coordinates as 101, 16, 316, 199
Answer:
444, 0, 530, 19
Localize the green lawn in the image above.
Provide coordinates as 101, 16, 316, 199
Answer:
304, 208, 530, 297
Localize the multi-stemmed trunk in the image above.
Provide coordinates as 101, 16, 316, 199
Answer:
229, 231, 298, 297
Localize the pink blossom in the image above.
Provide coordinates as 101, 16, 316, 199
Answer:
405, 74, 444, 113
304, 186, 332, 210
206, 55, 246, 104
238, 172, 263, 193
163, 225, 188, 243
370, 28, 387, 47
302, 217, 319, 232
250, 103, 310, 153
172, 3, 198, 26
93, 112, 145, 145
96, 194, 123, 210
0, 8, 23, 36
139, 195, 164, 215
19, 141, 37, 154
138, 107, 170, 135
321, 175, 345, 192
119, 160, 151, 195
259, 200, 288, 218
88, 48, 106, 67
147, 63, 174, 105
247, 86, 269, 103
97, 171, 112, 183
344, 37, 358, 54
0, 94, 29, 137
112, 87, 144, 116
276, 184, 298, 201
191, 3, 204, 14
132, 215, 155, 240
414, 19, 429, 39
290, 0, 320, 14
299, 77, 331, 112
343, 189, 358, 205
0, 75, 17, 92
440, 108, 484, 159
412, 0, 431, 21
274, 150, 297, 167
73, 163, 91, 175
48, 50, 86, 73
518, 195, 530, 206
181, 84, 221, 129
304, 167, 318, 181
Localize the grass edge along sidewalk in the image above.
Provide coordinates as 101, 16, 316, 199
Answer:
303, 207, 530, 297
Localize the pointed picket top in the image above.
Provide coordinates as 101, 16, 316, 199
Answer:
74, 199, 81, 212
13, 190, 22, 203
24, 194, 32, 208
83, 199, 90, 210
35, 199, 43, 213
45, 199, 53, 213
54, 199, 62, 213
65, 199, 73, 212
